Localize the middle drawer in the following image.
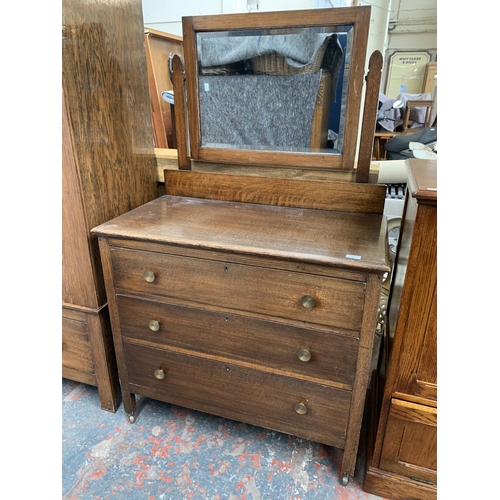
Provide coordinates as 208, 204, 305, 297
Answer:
110, 246, 365, 330
117, 295, 359, 387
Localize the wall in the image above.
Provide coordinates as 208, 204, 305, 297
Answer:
387, 0, 437, 49
141, 0, 435, 77
382, 0, 437, 97
142, 1, 338, 37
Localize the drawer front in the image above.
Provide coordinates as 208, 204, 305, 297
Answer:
110, 247, 365, 330
379, 399, 437, 485
117, 295, 359, 387
123, 342, 351, 449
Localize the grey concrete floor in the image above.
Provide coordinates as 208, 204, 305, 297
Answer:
62, 378, 387, 500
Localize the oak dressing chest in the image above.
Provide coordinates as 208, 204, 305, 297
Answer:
92, 171, 390, 483
91, 5, 391, 484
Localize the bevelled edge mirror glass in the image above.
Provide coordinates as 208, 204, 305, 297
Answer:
182, 6, 370, 171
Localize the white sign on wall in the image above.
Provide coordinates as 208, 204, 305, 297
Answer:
385, 51, 430, 98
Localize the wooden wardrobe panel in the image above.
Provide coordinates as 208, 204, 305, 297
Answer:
364, 159, 437, 499
62, 0, 158, 232
62, 0, 159, 411
62, 90, 98, 307
392, 202, 437, 402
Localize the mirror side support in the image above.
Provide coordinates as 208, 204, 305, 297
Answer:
356, 50, 383, 183
171, 54, 190, 170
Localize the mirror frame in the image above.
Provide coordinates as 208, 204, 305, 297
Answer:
182, 6, 370, 170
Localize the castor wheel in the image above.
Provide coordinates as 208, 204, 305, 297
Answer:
128, 415, 135, 424
342, 474, 349, 486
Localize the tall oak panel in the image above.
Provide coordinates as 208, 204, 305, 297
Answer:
62, 0, 159, 411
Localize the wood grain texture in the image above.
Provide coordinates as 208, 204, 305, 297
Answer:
95, 183, 388, 483
110, 247, 366, 331
356, 50, 383, 183
181, 15, 200, 159
182, 7, 370, 170
365, 159, 437, 498
186, 7, 370, 31
345, 6, 371, 169
379, 399, 437, 484
171, 54, 190, 169
62, 304, 119, 412
406, 158, 438, 204
116, 295, 359, 389
144, 27, 184, 146
98, 238, 137, 417
123, 341, 352, 449
62, 90, 99, 308
92, 195, 390, 274
193, 149, 346, 170
388, 398, 437, 426
341, 273, 382, 477
145, 33, 168, 148
62, 0, 159, 411
63, 89, 120, 411
62, 315, 95, 375
392, 391, 437, 409
85, 308, 119, 412
155, 156, 381, 184
390, 182, 437, 402
62, 367, 97, 387
105, 237, 369, 284
364, 466, 437, 500
373, 161, 438, 459
62, 0, 159, 235
145, 29, 184, 99
412, 296, 437, 403
164, 171, 386, 214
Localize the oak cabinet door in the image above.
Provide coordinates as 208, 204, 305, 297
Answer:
379, 398, 437, 487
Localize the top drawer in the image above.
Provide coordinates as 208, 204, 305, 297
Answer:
110, 246, 365, 330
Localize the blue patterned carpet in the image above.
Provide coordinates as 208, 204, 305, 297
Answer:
62, 379, 387, 500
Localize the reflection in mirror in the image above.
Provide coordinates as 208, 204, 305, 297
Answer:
196, 25, 353, 155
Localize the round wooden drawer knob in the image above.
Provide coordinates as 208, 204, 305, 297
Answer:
143, 270, 155, 282
297, 348, 311, 362
154, 369, 165, 380
294, 402, 308, 415
149, 320, 160, 331
301, 295, 316, 309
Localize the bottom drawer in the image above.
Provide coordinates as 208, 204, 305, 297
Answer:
123, 342, 352, 449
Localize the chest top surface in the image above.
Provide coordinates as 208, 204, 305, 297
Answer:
406, 159, 437, 205
92, 195, 390, 274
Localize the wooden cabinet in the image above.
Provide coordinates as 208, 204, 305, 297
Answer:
144, 27, 184, 149
364, 159, 437, 499
92, 171, 390, 483
62, 0, 159, 411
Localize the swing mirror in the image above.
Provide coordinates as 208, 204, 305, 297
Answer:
181, 6, 370, 170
